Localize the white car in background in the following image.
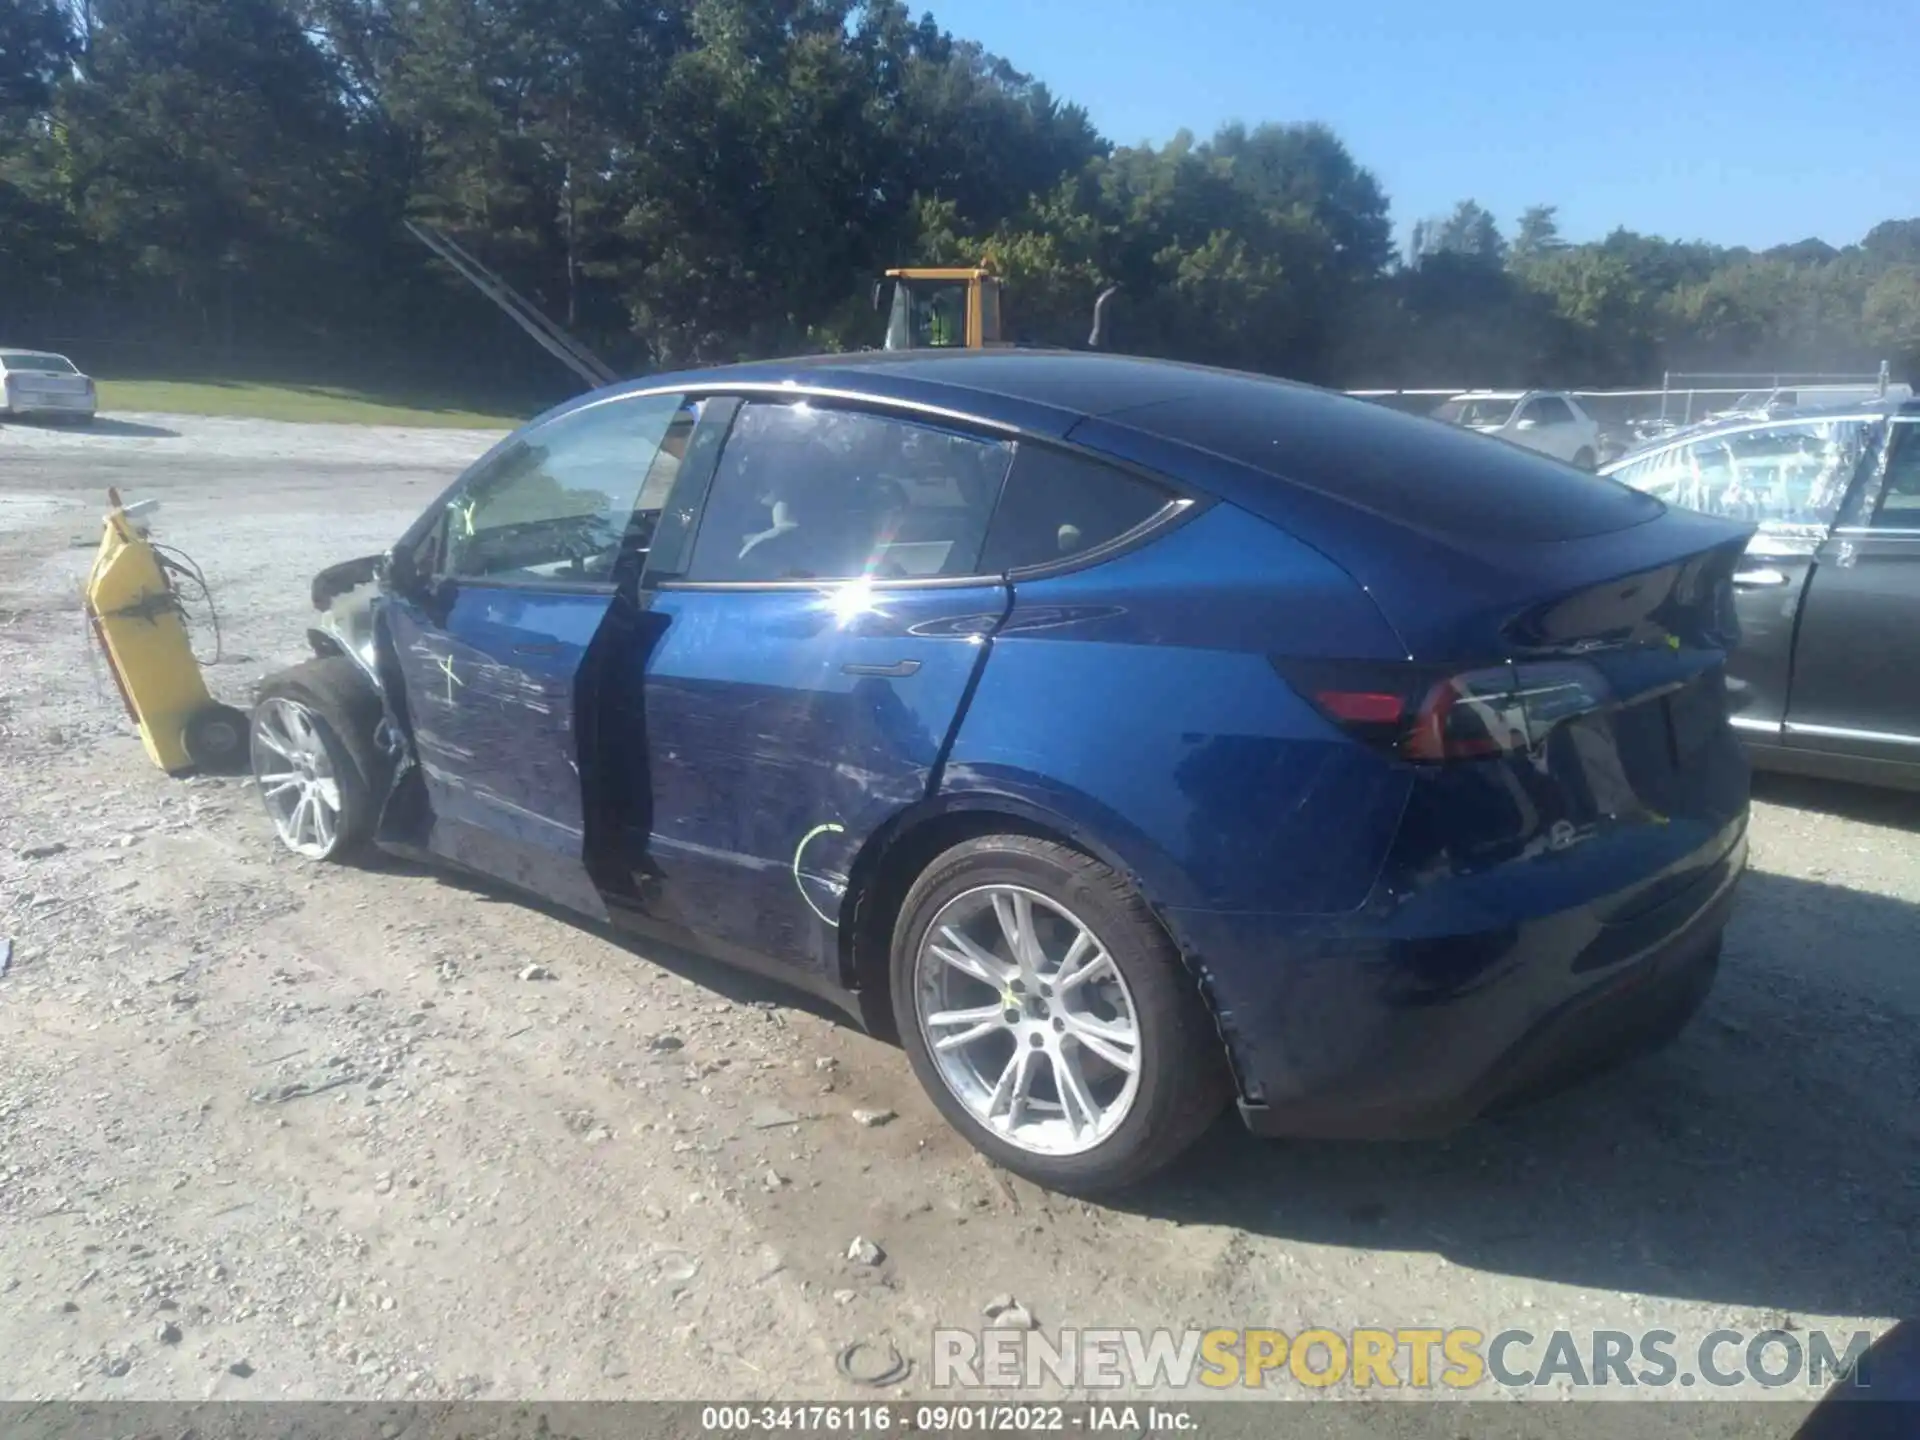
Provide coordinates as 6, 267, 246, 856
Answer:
0, 349, 97, 423
1433, 389, 1601, 468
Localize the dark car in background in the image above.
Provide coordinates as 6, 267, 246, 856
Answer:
250, 351, 1753, 1192
1603, 398, 1920, 791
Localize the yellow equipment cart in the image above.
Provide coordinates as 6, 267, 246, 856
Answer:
83, 488, 246, 775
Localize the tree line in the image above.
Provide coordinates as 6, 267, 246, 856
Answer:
4, 0, 1918, 406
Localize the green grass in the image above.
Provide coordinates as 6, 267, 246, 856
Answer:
95, 377, 527, 429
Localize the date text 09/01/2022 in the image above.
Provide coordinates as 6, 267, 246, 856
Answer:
699, 1405, 1198, 1433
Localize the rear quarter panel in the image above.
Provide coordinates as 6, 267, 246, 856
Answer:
941, 502, 1414, 917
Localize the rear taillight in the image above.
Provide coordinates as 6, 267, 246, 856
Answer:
1274, 658, 1612, 764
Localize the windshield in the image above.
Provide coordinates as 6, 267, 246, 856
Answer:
1435, 397, 1519, 428
0, 351, 78, 374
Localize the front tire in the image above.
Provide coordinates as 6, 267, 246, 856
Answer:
890, 835, 1228, 1194
250, 657, 386, 862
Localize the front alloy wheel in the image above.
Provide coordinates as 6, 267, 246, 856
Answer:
248, 657, 385, 863
252, 698, 348, 858
915, 884, 1143, 1156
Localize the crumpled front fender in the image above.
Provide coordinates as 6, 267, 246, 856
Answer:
306, 553, 386, 692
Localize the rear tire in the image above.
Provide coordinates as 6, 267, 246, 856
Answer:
1572, 447, 1597, 470
890, 834, 1229, 1195
249, 657, 387, 862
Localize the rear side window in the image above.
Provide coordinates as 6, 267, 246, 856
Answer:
685, 401, 1012, 583
980, 446, 1174, 572
1530, 396, 1577, 425
1116, 377, 1663, 542
1875, 420, 1920, 528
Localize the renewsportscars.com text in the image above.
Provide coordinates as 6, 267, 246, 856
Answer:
933, 1326, 1878, 1393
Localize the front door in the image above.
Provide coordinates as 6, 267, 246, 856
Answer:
1784, 416, 1920, 761
382, 389, 697, 917
607, 396, 1016, 975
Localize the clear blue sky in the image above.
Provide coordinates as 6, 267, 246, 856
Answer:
929, 0, 1914, 251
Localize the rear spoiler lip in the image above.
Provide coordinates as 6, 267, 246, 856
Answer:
1064, 412, 1759, 664
1397, 511, 1756, 664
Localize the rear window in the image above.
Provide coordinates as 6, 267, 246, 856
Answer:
981, 445, 1174, 572
1115, 377, 1663, 542
0, 352, 78, 374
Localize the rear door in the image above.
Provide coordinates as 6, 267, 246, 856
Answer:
1782, 415, 1920, 761
1607, 415, 1880, 734
380, 390, 697, 917
606, 396, 1015, 975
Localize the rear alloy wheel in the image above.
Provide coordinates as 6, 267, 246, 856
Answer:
891, 835, 1228, 1194
249, 657, 385, 862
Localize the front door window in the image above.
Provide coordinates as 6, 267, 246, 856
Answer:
441, 393, 696, 584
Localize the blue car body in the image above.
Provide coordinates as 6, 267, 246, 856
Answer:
330, 351, 1754, 1139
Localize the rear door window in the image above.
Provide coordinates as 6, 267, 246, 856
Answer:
981, 446, 1176, 572
1532, 396, 1577, 425
683, 401, 1012, 583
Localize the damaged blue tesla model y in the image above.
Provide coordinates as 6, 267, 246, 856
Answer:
250, 351, 1753, 1193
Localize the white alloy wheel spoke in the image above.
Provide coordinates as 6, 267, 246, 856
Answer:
1053, 1046, 1103, 1136
929, 925, 1010, 987
926, 1003, 1007, 1053
1065, 1015, 1139, 1074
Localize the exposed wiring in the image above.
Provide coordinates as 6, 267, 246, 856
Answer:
152, 541, 223, 666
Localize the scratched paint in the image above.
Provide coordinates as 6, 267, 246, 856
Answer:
792, 822, 848, 926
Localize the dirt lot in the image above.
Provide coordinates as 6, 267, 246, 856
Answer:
2, 413, 1916, 1415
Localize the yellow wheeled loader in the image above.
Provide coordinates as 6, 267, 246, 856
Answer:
83, 488, 247, 776
878, 266, 1006, 349
876, 266, 1117, 351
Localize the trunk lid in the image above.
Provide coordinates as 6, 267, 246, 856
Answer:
1318, 504, 1754, 839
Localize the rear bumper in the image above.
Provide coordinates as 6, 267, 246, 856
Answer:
5, 394, 95, 418
1169, 815, 1747, 1140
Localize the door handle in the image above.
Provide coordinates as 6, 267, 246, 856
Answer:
1733, 568, 1789, 589
842, 659, 921, 678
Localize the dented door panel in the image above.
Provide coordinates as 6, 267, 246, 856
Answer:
606, 583, 1007, 976
386, 586, 614, 917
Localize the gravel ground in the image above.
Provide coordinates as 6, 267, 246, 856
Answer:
1, 413, 1916, 1417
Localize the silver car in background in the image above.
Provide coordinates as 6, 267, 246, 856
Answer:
0, 349, 98, 423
